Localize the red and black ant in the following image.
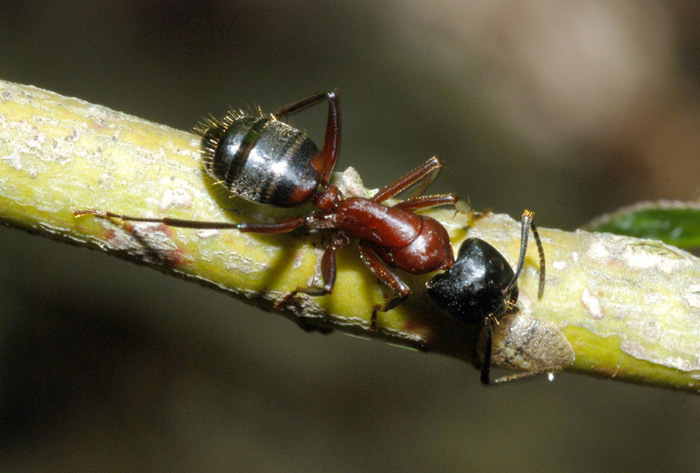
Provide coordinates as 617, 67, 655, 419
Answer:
426, 210, 546, 385
76, 92, 458, 330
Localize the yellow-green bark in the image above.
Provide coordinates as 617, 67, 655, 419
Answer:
1, 79, 699, 392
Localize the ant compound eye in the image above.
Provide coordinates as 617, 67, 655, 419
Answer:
489, 254, 505, 271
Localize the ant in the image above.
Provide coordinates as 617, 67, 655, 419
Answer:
426, 210, 546, 385
76, 92, 458, 330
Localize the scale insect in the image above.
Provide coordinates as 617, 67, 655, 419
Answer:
75, 92, 459, 329
426, 210, 559, 385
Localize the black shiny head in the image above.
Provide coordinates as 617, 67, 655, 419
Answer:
426, 210, 545, 385
426, 238, 518, 324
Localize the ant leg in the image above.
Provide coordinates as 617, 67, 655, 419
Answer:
491, 371, 546, 385
274, 92, 340, 186
371, 156, 443, 203
480, 317, 494, 385
74, 209, 307, 233
503, 210, 546, 300
483, 322, 558, 385
393, 194, 458, 211
481, 315, 558, 385
274, 232, 351, 309
274, 92, 331, 117
358, 242, 411, 331
235, 217, 307, 234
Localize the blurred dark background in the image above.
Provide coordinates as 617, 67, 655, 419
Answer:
1, 1, 700, 471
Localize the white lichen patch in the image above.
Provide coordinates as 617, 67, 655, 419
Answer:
195, 229, 220, 239
683, 284, 700, 309
622, 339, 700, 373
552, 260, 567, 271
581, 287, 604, 319
24, 130, 46, 151
291, 249, 306, 270
541, 228, 700, 372
96, 220, 176, 254
586, 238, 611, 261
220, 250, 270, 274
334, 167, 367, 198
622, 242, 688, 273
300, 247, 326, 288
132, 224, 179, 251
159, 178, 193, 210
100, 223, 148, 253
571, 251, 579, 264
517, 291, 533, 314
2, 151, 24, 171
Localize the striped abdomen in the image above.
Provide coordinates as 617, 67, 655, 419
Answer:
199, 113, 323, 207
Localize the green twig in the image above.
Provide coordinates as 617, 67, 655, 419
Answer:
1, 79, 699, 392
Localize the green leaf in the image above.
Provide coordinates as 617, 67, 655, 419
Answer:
585, 201, 700, 249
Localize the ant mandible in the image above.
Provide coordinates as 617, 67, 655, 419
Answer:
76, 92, 458, 330
426, 210, 546, 385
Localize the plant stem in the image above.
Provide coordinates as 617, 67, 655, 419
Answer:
1, 79, 699, 392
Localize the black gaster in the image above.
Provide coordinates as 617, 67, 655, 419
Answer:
203, 116, 321, 207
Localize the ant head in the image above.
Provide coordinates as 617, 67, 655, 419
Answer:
426, 211, 544, 385
426, 238, 519, 325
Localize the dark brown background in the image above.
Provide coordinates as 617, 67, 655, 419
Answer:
1, 1, 699, 471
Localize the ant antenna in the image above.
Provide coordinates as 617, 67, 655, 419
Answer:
502, 210, 545, 300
